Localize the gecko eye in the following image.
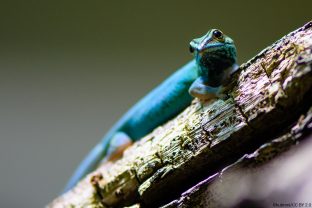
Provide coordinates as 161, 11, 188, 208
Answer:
213, 30, 223, 39
189, 45, 195, 53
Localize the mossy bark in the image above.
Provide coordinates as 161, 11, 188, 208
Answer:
48, 21, 312, 208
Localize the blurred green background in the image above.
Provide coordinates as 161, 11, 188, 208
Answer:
0, 1, 310, 207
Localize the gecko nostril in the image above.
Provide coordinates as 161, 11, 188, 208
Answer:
189, 45, 195, 53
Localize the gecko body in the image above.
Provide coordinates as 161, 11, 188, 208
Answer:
64, 29, 238, 192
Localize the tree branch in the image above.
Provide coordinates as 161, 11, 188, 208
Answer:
48, 21, 312, 208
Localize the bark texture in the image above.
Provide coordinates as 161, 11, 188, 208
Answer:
162, 107, 312, 208
48, 21, 312, 208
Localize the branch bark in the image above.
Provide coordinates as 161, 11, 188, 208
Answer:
162, 106, 312, 208
48, 21, 312, 208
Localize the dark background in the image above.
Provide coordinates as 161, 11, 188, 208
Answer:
0, 1, 310, 207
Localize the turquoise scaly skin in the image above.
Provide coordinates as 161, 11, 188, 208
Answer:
63, 29, 238, 192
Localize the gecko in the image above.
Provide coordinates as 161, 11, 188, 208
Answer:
63, 29, 238, 192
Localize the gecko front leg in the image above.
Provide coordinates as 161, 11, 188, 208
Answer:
188, 77, 220, 101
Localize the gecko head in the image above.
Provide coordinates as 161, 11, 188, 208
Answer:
189, 29, 237, 77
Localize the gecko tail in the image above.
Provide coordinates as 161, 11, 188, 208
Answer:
62, 143, 106, 193
62, 131, 132, 193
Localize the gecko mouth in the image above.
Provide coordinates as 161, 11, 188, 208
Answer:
199, 42, 231, 52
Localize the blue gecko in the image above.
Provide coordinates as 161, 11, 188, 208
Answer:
64, 29, 238, 192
